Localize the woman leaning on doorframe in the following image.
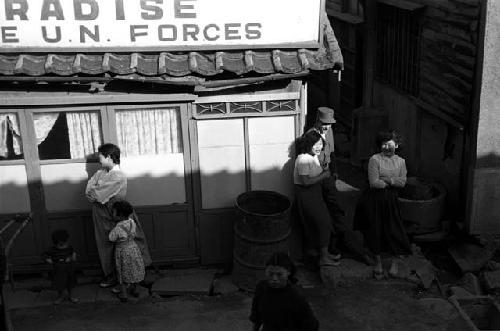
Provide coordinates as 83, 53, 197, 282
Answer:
353, 130, 412, 280
293, 130, 341, 268
85, 143, 152, 288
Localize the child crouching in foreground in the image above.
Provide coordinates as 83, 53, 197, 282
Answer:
109, 200, 145, 302
43, 229, 79, 305
250, 252, 319, 331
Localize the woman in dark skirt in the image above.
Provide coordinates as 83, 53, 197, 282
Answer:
294, 131, 339, 267
354, 130, 411, 279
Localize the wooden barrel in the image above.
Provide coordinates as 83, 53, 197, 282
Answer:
232, 190, 291, 291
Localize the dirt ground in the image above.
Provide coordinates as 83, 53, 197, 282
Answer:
9, 280, 469, 331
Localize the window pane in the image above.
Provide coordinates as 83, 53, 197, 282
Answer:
0, 113, 23, 161
115, 107, 183, 157
35, 111, 102, 160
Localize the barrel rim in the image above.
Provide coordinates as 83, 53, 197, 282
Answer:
234, 190, 291, 217
398, 180, 447, 203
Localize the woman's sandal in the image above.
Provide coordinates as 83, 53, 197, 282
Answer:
388, 264, 399, 278
130, 289, 140, 298
319, 257, 340, 267
110, 286, 121, 294
373, 268, 385, 280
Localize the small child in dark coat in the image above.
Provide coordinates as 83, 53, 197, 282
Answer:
250, 252, 319, 331
42, 229, 78, 304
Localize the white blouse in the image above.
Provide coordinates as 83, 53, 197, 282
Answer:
293, 153, 323, 185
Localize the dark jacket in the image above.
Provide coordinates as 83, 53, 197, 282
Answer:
250, 280, 319, 331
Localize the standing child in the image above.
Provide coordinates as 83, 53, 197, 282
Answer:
109, 200, 145, 302
43, 229, 79, 305
250, 252, 319, 331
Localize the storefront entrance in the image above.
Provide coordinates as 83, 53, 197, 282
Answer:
0, 99, 197, 268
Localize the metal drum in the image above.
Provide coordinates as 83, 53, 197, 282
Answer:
232, 190, 291, 291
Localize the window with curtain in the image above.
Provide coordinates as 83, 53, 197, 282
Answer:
0, 113, 23, 161
34, 111, 102, 160
115, 107, 183, 157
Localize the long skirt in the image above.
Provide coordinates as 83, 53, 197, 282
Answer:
115, 240, 145, 284
92, 197, 152, 277
294, 184, 333, 249
353, 187, 411, 256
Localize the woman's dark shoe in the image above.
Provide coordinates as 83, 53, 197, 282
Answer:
319, 256, 340, 267
362, 254, 377, 267
128, 285, 140, 298
328, 247, 342, 260
110, 286, 121, 294
99, 279, 116, 288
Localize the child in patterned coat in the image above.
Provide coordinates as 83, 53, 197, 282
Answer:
109, 200, 145, 302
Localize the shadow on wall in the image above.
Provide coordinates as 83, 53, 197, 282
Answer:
0, 138, 371, 269
0, 149, 298, 268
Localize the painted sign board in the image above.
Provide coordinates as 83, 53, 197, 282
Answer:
0, 0, 321, 52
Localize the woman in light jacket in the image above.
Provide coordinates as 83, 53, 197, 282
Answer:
86, 143, 151, 288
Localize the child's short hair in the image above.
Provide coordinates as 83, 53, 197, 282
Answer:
113, 200, 134, 218
266, 251, 297, 283
51, 229, 69, 245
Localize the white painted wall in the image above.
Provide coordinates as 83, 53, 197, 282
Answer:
197, 119, 246, 209
41, 162, 100, 211
41, 154, 186, 211
248, 116, 295, 198
122, 154, 186, 206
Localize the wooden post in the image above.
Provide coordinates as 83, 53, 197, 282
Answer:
464, 0, 488, 233
17, 110, 48, 254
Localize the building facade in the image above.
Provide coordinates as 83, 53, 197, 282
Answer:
0, 0, 343, 269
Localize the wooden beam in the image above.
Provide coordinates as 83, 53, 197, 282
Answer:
377, 0, 425, 11
411, 97, 465, 131
464, 0, 488, 232
363, 0, 377, 107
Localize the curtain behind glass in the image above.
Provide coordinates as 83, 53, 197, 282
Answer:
33, 113, 59, 145
0, 114, 22, 158
116, 108, 182, 156
34, 112, 102, 159
66, 112, 102, 159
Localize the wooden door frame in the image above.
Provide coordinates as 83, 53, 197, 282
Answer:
105, 103, 197, 257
